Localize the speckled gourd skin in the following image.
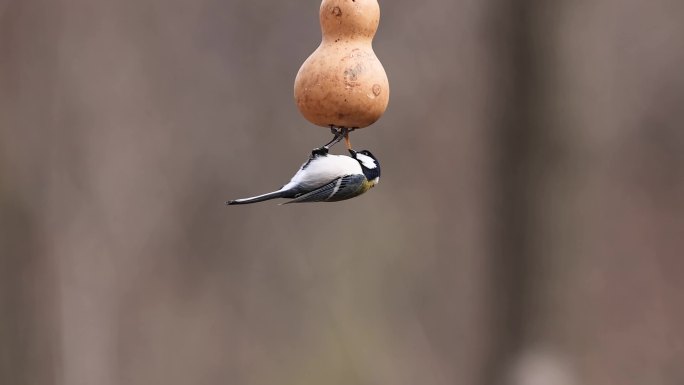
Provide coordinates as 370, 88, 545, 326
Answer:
294, 0, 389, 129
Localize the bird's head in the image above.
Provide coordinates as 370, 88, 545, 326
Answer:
350, 149, 380, 185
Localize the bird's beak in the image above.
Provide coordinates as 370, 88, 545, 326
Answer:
344, 132, 352, 151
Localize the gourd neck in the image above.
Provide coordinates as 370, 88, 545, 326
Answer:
318, 0, 379, 42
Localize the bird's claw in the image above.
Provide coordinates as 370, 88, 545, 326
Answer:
316, 125, 346, 152
316, 126, 360, 153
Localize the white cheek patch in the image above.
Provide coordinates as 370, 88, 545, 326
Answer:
356, 153, 377, 169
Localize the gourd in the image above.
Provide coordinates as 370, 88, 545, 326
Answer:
294, 0, 389, 129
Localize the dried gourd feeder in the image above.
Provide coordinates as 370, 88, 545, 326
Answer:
294, 0, 389, 150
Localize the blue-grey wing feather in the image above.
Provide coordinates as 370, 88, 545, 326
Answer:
283, 174, 366, 204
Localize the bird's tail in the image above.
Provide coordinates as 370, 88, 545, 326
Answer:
225, 190, 286, 205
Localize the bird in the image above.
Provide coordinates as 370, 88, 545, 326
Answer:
225, 146, 380, 205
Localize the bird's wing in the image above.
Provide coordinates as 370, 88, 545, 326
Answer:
282, 174, 365, 204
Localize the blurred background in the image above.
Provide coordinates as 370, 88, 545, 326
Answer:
1, 0, 683, 384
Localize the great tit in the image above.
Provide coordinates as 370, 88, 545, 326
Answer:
225, 147, 380, 205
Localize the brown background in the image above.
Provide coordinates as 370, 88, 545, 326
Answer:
1, 1, 683, 384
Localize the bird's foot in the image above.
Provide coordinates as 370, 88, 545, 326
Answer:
314, 126, 359, 154
316, 125, 347, 152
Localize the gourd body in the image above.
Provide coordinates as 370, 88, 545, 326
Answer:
294, 0, 389, 128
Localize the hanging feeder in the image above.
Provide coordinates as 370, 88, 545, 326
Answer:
294, 0, 389, 130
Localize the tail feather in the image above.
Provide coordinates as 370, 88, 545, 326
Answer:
226, 190, 286, 205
